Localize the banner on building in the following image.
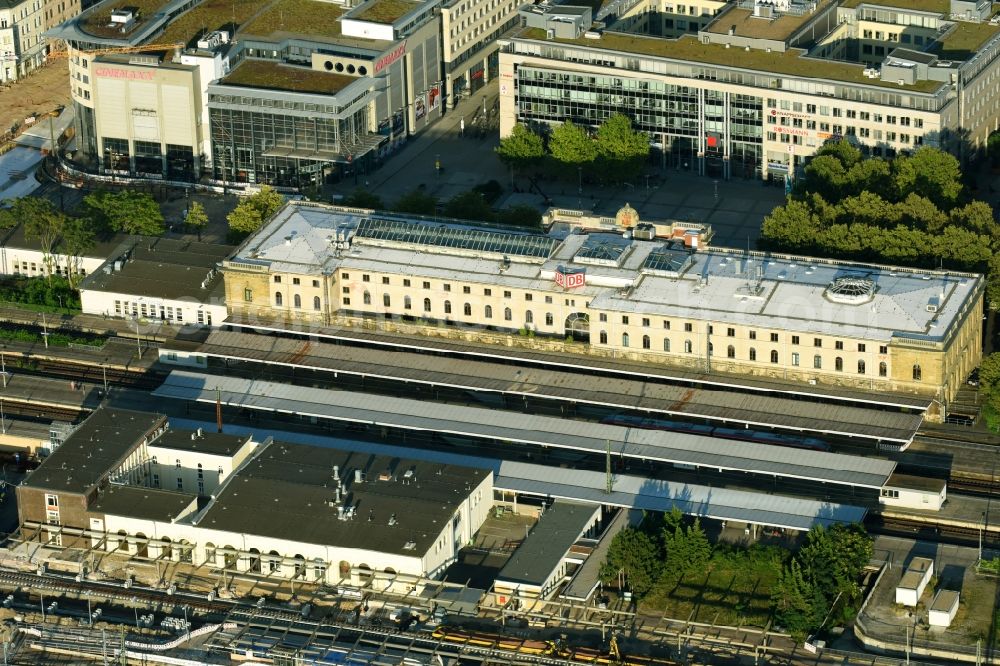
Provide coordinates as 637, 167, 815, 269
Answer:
415, 97, 426, 121
428, 84, 441, 111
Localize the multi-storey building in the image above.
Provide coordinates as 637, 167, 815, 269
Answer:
499, 0, 1000, 181
440, 0, 520, 105
221, 201, 984, 413
0, 0, 45, 83
46, 0, 444, 184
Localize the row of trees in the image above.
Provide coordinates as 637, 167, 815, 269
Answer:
601, 510, 872, 639
761, 143, 1000, 303
497, 115, 650, 181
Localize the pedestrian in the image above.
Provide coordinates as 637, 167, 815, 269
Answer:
460, 118, 465, 137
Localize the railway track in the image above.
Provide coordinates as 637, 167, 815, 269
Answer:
0, 568, 241, 617
866, 514, 1000, 549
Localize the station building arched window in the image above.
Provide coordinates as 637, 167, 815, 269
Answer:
835, 357, 844, 372
313, 296, 321, 310
727, 345, 735, 358
912, 364, 921, 381
642, 335, 650, 349
749, 348, 757, 362
622, 332, 629, 347
599, 331, 608, 344
858, 360, 866, 374
294, 294, 301, 308
879, 361, 887, 377
275, 292, 283, 306
770, 350, 778, 364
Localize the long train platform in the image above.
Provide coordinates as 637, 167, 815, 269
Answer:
153, 370, 897, 490
184, 329, 922, 446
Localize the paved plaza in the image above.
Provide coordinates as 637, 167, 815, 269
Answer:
344, 79, 788, 249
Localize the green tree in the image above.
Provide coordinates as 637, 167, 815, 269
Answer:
392, 189, 437, 216
342, 188, 385, 210
594, 114, 649, 181
894, 193, 947, 232
815, 139, 862, 170
600, 527, 662, 598
979, 352, 1000, 397
22, 199, 67, 281
226, 185, 286, 238
772, 559, 824, 640
892, 147, 963, 208
548, 120, 597, 174
496, 123, 545, 171
443, 191, 494, 222
797, 523, 872, 610
760, 198, 823, 253
988, 131, 1000, 167
801, 154, 847, 201
988, 253, 1000, 310
949, 201, 1000, 242
496, 205, 542, 229
837, 191, 899, 228
60, 216, 96, 288
843, 158, 892, 199
83, 190, 165, 236
184, 201, 209, 241
227, 202, 265, 236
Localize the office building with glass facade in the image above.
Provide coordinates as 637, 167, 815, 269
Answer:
499, 0, 1000, 181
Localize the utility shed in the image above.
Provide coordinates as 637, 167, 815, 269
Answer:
928, 589, 959, 627
493, 500, 601, 604
896, 557, 934, 607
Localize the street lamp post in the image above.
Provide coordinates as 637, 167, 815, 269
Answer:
102, 363, 108, 393
134, 317, 142, 359
1, 347, 6, 387
577, 166, 582, 209
41, 313, 49, 349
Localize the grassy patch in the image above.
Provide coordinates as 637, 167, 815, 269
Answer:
517, 29, 944, 93
983, 401, 1000, 433
840, 0, 948, 11
353, 0, 417, 24
240, 0, 345, 38
160, 0, 262, 46
221, 59, 355, 94
934, 20, 1000, 61
0, 325, 104, 348
640, 545, 786, 628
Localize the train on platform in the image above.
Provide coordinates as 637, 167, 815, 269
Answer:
600, 413, 830, 452
430, 626, 677, 665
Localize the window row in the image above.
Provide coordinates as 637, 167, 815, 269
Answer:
274, 292, 322, 310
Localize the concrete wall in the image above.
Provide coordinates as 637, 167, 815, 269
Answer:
0, 246, 105, 280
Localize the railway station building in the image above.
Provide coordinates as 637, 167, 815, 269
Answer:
221, 201, 984, 412
17, 408, 494, 585
498, 0, 1000, 181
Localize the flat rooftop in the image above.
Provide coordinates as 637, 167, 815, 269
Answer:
221, 59, 356, 95
239, 0, 345, 39
159, 0, 260, 46
198, 441, 490, 556
513, 29, 944, 93
22, 409, 164, 494
351, 0, 418, 24
79, 237, 230, 303
705, 0, 834, 42
840, 0, 949, 11
78, 0, 171, 39
934, 19, 1000, 60
232, 204, 982, 345
495, 500, 598, 588
154, 371, 899, 488
0, 224, 125, 260
91, 485, 197, 521
149, 429, 252, 457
